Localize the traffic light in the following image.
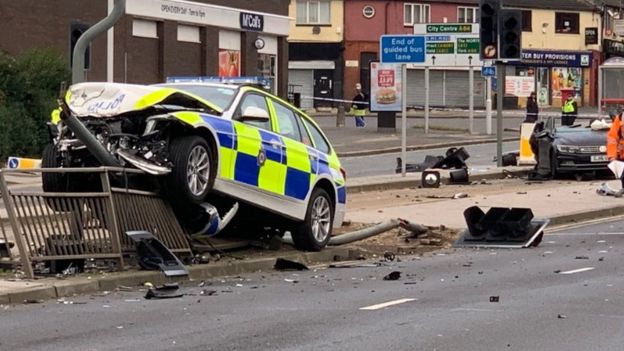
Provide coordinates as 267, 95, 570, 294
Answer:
499, 10, 522, 60
479, 0, 500, 60
70, 22, 91, 70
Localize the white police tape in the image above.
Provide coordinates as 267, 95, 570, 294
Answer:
299, 96, 369, 105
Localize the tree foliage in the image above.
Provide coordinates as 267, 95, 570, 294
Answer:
0, 49, 70, 160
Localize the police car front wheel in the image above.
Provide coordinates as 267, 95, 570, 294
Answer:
292, 188, 333, 251
166, 136, 214, 205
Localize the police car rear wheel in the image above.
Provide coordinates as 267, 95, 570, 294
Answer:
167, 136, 214, 205
292, 188, 333, 251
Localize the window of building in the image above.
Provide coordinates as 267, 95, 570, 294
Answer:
132, 19, 158, 38
177, 25, 200, 43
457, 7, 478, 23
555, 12, 579, 34
404, 3, 430, 26
296, 0, 330, 25
522, 10, 532, 32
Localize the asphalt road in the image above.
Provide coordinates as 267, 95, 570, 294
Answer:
341, 141, 518, 177
2, 218, 624, 350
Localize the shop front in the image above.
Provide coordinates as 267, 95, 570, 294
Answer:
122, 0, 289, 95
508, 50, 598, 108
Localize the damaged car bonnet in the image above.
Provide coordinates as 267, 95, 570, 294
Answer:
64, 82, 222, 118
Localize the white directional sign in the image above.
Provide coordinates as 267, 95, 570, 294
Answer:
411, 23, 483, 67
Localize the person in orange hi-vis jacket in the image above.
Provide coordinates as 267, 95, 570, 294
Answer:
606, 108, 624, 196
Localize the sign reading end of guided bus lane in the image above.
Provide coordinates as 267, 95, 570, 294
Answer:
380, 35, 426, 63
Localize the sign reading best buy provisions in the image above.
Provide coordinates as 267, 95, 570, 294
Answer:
512, 50, 592, 67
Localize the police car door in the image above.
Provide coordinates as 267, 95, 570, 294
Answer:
269, 98, 317, 202
233, 92, 286, 195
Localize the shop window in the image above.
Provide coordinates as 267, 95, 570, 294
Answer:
296, 0, 330, 25
258, 54, 276, 94
132, 19, 158, 38
522, 10, 532, 32
177, 25, 200, 43
457, 7, 478, 24
404, 3, 430, 26
555, 12, 579, 34
219, 50, 240, 77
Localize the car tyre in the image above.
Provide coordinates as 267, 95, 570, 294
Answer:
166, 135, 214, 206
291, 188, 333, 251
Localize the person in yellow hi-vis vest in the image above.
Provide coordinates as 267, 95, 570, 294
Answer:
351, 83, 367, 128
561, 95, 577, 126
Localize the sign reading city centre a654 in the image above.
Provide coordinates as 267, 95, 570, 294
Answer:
412, 23, 483, 67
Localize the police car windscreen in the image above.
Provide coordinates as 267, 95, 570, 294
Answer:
159, 84, 236, 110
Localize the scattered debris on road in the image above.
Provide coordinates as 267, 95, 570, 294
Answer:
383, 271, 401, 281
489, 296, 500, 303
395, 147, 470, 174
274, 258, 309, 271
144, 283, 184, 299
558, 314, 567, 319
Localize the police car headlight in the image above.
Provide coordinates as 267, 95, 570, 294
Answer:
599, 145, 607, 153
556, 145, 580, 153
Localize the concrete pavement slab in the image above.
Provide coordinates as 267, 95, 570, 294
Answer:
346, 179, 624, 229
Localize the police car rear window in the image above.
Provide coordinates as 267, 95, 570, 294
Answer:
301, 117, 330, 154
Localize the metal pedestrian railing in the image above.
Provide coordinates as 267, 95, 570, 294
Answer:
0, 167, 192, 278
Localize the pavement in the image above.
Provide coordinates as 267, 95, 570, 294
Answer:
312, 106, 602, 156
0, 106, 619, 304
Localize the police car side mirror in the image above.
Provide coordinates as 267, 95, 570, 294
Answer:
241, 106, 270, 122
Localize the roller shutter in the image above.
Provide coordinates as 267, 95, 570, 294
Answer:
406, 70, 444, 108
445, 70, 486, 108
406, 69, 486, 109
288, 69, 314, 110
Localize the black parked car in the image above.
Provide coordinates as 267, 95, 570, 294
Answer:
531, 117, 609, 178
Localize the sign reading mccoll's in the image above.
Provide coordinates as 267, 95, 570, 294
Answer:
240, 12, 264, 32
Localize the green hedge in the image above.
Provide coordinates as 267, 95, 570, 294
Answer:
0, 49, 70, 160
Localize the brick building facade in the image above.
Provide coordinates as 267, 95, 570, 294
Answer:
0, 0, 291, 97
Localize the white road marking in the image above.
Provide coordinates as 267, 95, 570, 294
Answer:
558, 267, 595, 275
548, 232, 624, 236
359, 298, 416, 311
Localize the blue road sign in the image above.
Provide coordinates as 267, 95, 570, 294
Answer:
8, 158, 18, 169
380, 35, 426, 63
481, 66, 496, 77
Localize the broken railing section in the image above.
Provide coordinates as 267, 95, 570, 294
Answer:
456, 206, 549, 248
0, 168, 192, 278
